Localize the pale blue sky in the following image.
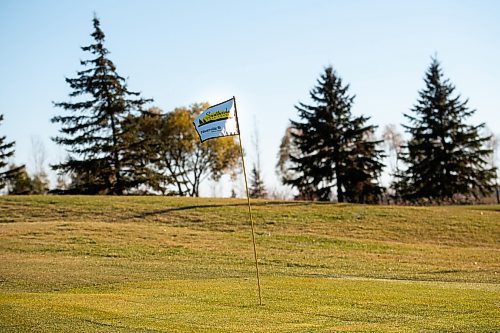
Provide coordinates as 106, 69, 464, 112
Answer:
1, 0, 499, 195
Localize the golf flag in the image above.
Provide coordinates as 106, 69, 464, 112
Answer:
193, 97, 239, 142
193, 96, 262, 305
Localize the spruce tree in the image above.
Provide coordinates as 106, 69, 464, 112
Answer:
394, 58, 496, 203
121, 108, 166, 194
0, 115, 23, 190
51, 16, 152, 194
249, 164, 267, 198
282, 67, 384, 202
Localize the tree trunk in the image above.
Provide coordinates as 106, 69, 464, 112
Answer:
333, 143, 344, 202
336, 171, 344, 203
110, 115, 122, 195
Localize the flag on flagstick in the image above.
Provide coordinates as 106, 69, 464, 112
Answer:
193, 97, 263, 305
193, 97, 239, 142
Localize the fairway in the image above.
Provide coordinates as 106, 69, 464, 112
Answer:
0, 196, 499, 332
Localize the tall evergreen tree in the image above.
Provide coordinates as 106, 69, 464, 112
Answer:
0, 115, 23, 190
51, 16, 152, 194
279, 67, 384, 202
394, 58, 496, 203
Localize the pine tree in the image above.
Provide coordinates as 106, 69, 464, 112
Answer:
121, 108, 165, 194
394, 57, 496, 203
51, 16, 152, 194
249, 164, 267, 198
281, 66, 384, 202
0, 115, 23, 190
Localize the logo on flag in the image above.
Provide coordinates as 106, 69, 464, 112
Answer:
193, 98, 239, 142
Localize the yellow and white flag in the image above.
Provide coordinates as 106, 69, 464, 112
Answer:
193, 97, 239, 142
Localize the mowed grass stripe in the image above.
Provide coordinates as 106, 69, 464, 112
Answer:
1, 277, 498, 332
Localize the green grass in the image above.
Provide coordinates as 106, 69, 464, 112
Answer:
0, 196, 499, 332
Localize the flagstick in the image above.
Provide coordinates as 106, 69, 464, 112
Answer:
233, 96, 262, 306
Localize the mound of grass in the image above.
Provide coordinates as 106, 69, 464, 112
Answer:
0, 196, 499, 332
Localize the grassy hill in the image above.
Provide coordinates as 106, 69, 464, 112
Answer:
0, 196, 498, 332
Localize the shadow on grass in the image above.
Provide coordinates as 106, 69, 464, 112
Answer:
468, 205, 500, 212
131, 201, 317, 219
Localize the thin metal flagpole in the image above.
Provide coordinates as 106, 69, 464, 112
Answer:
233, 96, 262, 306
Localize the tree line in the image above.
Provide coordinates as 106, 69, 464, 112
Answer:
277, 60, 498, 204
0, 17, 498, 203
